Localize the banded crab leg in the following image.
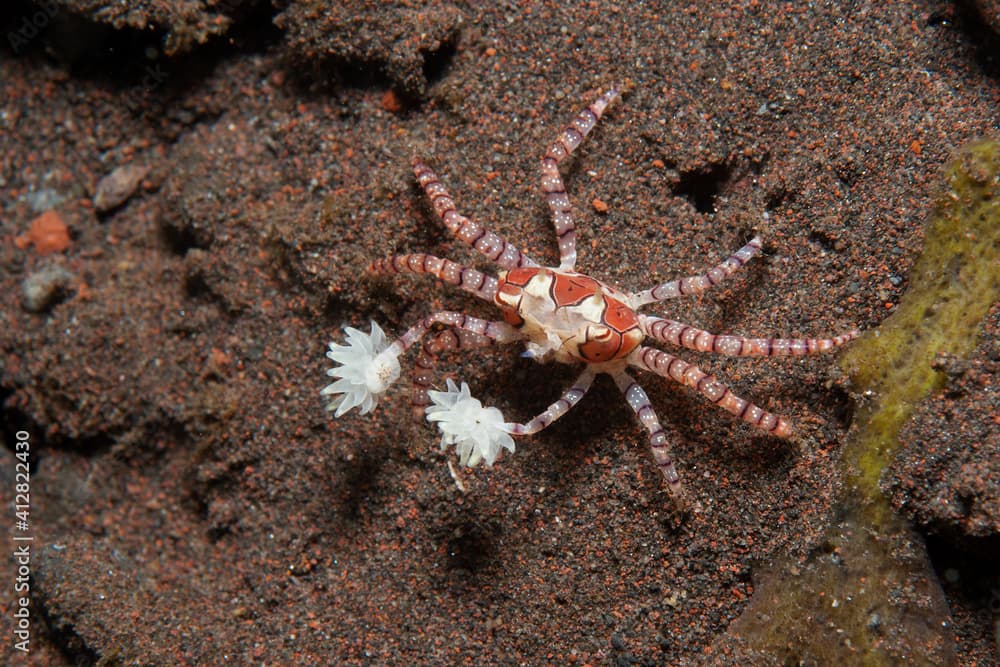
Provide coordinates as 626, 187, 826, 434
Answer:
387, 311, 521, 360
385, 311, 522, 421
610, 369, 683, 497
630, 236, 763, 308
639, 315, 859, 356
420, 360, 595, 472
370, 253, 499, 303
506, 368, 596, 436
541, 88, 620, 271
413, 158, 538, 270
412, 329, 497, 422
629, 346, 793, 438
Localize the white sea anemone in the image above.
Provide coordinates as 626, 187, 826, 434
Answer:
426, 379, 515, 467
322, 321, 401, 417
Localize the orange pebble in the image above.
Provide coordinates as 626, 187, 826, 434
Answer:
592, 198, 609, 213
18, 210, 71, 255
381, 90, 403, 113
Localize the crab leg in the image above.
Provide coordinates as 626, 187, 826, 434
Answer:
639, 315, 859, 356
386, 312, 521, 361
506, 368, 596, 436
411, 329, 497, 421
379, 312, 520, 421
370, 253, 499, 303
630, 236, 763, 308
413, 158, 538, 270
629, 346, 793, 438
610, 369, 683, 496
541, 88, 620, 271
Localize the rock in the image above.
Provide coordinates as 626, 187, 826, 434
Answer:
882, 304, 1000, 555
276, 1, 463, 98
21, 264, 77, 312
93, 164, 149, 212
15, 210, 71, 255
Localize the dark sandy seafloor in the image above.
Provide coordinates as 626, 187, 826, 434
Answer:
1, 1, 999, 665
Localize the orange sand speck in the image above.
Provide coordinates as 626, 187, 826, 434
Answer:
15, 210, 71, 255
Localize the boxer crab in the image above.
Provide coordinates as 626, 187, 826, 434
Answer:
322, 88, 857, 498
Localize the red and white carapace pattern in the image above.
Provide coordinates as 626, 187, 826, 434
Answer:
361, 87, 857, 498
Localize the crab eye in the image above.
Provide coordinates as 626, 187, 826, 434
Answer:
578, 326, 623, 362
